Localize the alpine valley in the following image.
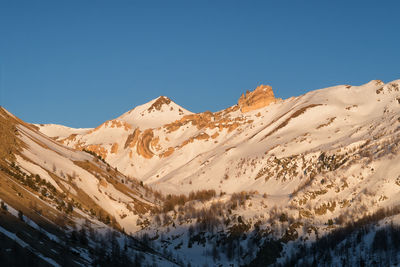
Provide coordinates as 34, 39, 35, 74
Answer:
1, 79, 400, 266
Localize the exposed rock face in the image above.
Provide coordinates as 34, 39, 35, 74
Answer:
136, 129, 154, 159
89, 119, 132, 134
159, 147, 174, 158
111, 143, 119, 154
164, 109, 249, 134
124, 128, 141, 149
148, 96, 171, 112
84, 144, 108, 160
238, 85, 276, 113
150, 136, 162, 151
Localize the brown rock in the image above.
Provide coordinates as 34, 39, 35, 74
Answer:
136, 129, 154, 159
211, 132, 219, 139
60, 134, 78, 144
84, 144, 108, 160
194, 132, 210, 141
111, 143, 119, 154
238, 85, 276, 113
88, 119, 131, 134
160, 147, 175, 158
99, 179, 108, 188
148, 96, 171, 112
124, 128, 141, 149
150, 136, 162, 151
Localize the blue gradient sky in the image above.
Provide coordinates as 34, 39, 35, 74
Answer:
1, 1, 399, 128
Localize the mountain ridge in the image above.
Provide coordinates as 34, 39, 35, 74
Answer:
35, 79, 400, 194
3, 79, 400, 266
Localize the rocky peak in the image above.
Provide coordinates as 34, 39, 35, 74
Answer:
147, 96, 172, 112
238, 84, 276, 112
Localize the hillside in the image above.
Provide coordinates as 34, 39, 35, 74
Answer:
0, 107, 179, 266
38, 80, 400, 195
3, 78, 400, 266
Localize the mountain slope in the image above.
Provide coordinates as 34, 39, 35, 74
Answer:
0, 107, 179, 266
31, 79, 400, 266
38, 80, 400, 194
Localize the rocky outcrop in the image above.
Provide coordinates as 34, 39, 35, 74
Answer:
136, 129, 154, 159
84, 144, 108, 160
148, 96, 171, 112
99, 178, 108, 188
111, 143, 119, 154
124, 128, 141, 149
150, 136, 162, 151
179, 132, 210, 148
211, 132, 219, 139
160, 147, 175, 158
60, 133, 78, 144
165, 112, 214, 133
89, 119, 132, 134
164, 110, 250, 134
238, 85, 276, 113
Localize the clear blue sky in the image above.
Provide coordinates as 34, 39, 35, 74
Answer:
1, 1, 399, 128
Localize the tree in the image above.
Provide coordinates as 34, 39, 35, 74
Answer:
0, 201, 7, 211
18, 210, 24, 221
248, 239, 283, 267
212, 243, 220, 262
188, 224, 194, 237
154, 214, 161, 226
104, 215, 111, 225
66, 202, 73, 213
372, 229, 388, 252
79, 228, 88, 246
70, 230, 78, 243
279, 213, 288, 222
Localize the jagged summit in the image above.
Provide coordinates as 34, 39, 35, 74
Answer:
238, 84, 277, 112
147, 96, 172, 112
116, 96, 192, 129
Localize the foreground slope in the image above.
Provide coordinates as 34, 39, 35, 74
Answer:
0, 107, 179, 266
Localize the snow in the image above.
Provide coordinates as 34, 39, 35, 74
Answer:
0, 198, 62, 243
0, 225, 29, 248
27, 81, 399, 205
15, 118, 150, 233
16, 155, 62, 191
35, 124, 91, 139
118, 96, 192, 129
7, 79, 400, 265
36, 254, 61, 267
31, 80, 400, 198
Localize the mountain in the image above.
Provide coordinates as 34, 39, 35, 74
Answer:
38, 80, 400, 195
0, 107, 179, 266
3, 78, 400, 266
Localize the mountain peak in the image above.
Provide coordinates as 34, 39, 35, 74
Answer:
117, 96, 192, 129
238, 84, 277, 112
147, 96, 172, 112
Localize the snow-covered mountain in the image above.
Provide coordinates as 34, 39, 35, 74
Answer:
0, 107, 179, 266
3, 79, 400, 266
38, 80, 400, 195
